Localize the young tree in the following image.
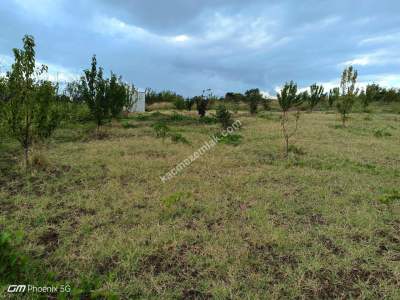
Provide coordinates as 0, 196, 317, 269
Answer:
308, 83, 326, 111
196, 89, 212, 117
245, 88, 263, 115
81, 55, 109, 131
3, 35, 59, 169
215, 104, 233, 129
277, 81, 302, 157
364, 84, 381, 109
337, 66, 359, 126
107, 72, 126, 118
185, 98, 195, 111
328, 87, 340, 108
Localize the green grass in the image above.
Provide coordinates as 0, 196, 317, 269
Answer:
1, 110, 399, 299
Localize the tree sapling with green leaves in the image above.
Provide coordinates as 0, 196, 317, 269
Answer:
277, 81, 302, 157
336, 66, 359, 126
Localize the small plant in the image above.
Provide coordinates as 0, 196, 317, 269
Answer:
379, 190, 400, 204
162, 192, 186, 208
374, 128, 392, 137
199, 116, 218, 124
121, 121, 137, 129
215, 104, 233, 129
152, 122, 170, 141
170, 133, 189, 144
216, 133, 242, 146
0, 231, 27, 283
173, 97, 186, 110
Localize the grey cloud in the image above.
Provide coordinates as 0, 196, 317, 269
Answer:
1, 0, 400, 96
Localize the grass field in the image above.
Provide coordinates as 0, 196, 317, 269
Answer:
1, 109, 400, 299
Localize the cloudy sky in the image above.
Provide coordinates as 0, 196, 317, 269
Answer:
0, 0, 399, 96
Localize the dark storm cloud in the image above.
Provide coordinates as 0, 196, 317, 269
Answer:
1, 0, 400, 96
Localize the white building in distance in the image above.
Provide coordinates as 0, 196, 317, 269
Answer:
128, 90, 146, 112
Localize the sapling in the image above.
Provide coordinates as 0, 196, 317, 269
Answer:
336, 66, 359, 126
215, 104, 233, 129
277, 81, 302, 157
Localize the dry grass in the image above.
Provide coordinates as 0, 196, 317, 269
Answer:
1, 110, 400, 299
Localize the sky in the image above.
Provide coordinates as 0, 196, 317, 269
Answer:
0, 0, 400, 97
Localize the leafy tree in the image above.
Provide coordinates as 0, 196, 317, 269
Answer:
196, 89, 212, 117
328, 87, 340, 108
81, 55, 109, 131
382, 88, 399, 103
3, 35, 59, 169
308, 83, 326, 111
215, 104, 233, 129
173, 97, 186, 110
337, 66, 358, 126
245, 88, 263, 115
107, 72, 126, 118
277, 81, 302, 157
185, 98, 195, 111
362, 84, 381, 110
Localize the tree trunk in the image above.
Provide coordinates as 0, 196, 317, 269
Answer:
24, 144, 29, 173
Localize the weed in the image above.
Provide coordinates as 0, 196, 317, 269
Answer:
216, 133, 242, 146
170, 133, 190, 144
379, 190, 400, 204
374, 128, 392, 137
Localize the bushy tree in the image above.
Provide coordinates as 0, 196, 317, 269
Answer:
107, 72, 126, 118
359, 84, 380, 110
328, 87, 340, 108
245, 88, 263, 115
277, 81, 302, 157
3, 35, 59, 169
308, 84, 325, 111
173, 97, 186, 110
81, 55, 109, 131
185, 98, 195, 111
215, 104, 233, 129
196, 89, 212, 117
337, 66, 358, 126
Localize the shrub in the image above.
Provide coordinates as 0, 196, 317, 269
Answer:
215, 104, 233, 129
170, 133, 189, 144
152, 122, 170, 140
245, 88, 264, 115
198, 116, 218, 124
0, 231, 27, 283
173, 97, 186, 110
185, 98, 195, 111
374, 128, 392, 137
216, 133, 242, 146
379, 190, 400, 204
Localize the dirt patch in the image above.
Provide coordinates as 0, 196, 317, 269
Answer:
319, 236, 344, 255
38, 229, 59, 255
309, 213, 327, 225
180, 289, 212, 300
95, 255, 119, 275
137, 242, 203, 283
302, 265, 395, 299
247, 242, 298, 282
